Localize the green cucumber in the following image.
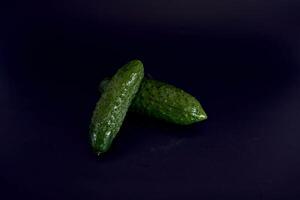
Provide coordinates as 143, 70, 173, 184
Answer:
90, 60, 144, 155
99, 78, 207, 125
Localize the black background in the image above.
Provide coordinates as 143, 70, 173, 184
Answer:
1, 0, 300, 199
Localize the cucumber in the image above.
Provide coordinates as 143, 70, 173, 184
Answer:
90, 60, 144, 155
99, 78, 207, 125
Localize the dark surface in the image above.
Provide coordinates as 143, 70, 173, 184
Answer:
1, 0, 300, 199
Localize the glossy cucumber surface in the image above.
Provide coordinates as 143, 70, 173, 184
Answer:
100, 78, 207, 125
90, 60, 144, 155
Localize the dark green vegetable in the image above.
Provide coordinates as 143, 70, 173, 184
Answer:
90, 60, 144, 155
99, 78, 207, 125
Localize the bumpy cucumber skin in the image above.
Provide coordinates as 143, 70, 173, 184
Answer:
90, 60, 144, 155
100, 78, 207, 125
